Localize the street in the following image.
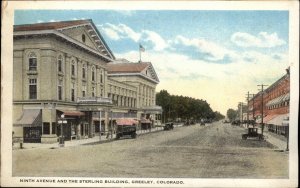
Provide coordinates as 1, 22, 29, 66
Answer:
13, 121, 288, 178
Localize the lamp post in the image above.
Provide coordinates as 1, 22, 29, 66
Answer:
58, 114, 67, 147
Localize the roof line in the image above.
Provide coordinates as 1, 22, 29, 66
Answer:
14, 29, 113, 62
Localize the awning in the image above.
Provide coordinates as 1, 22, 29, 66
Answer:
116, 119, 138, 126
62, 110, 85, 116
14, 109, 42, 127
266, 93, 289, 107
263, 115, 277, 123
267, 114, 289, 126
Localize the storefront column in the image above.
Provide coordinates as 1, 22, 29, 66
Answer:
105, 111, 109, 134
76, 124, 81, 139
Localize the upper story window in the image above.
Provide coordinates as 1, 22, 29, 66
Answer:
71, 60, 76, 76
29, 52, 37, 71
82, 64, 86, 79
58, 55, 63, 72
92, 67, 95, 81
100, 70, 103, 83
58, 80, 63, 100
82, 34, 86, 43
29, 78, 37, 99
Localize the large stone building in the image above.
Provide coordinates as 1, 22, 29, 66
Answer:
13, 19, 162, 143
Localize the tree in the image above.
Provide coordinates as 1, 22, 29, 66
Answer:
227, 108, 237, 122
156, 90, 224, 122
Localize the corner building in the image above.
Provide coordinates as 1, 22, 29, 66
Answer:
13, 19, 162, 143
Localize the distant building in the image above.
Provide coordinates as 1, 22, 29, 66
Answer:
13, 19, 162, 143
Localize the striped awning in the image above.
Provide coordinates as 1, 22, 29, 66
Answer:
62, 110, 85, 116
267, 114, 289, 126
266, 93, 290, 107
116, 119, 138, 126
14, 109, 42, 127
264, 115, 277, 123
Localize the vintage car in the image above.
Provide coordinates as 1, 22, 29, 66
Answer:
115, 119, 138, 139
242, 127, 264, 140
163, 122, 174, 130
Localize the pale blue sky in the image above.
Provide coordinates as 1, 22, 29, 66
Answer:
14, 10, 290, 114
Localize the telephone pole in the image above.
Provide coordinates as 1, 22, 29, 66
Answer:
246, 92, 256, 128
257, 84, 268, 136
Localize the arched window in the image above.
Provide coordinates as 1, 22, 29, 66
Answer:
92, 67, 95, 81
29, 52, 37, 71
58, 55, 63, 72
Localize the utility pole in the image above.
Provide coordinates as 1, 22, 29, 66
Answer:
257, 84, 268, 136
246, 92, 256, 128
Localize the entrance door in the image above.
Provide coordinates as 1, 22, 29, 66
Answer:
23, 127, 42, 143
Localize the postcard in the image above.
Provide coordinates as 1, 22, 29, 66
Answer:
1, 1, 299, 187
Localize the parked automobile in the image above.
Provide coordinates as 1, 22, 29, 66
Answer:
115, 119, 137, 139
164, 122, 174, 130
242, 127, 264, 140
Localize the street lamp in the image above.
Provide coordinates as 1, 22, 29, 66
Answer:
58, 114, 67, 147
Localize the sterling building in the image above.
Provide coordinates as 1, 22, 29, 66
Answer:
13, 19, 162, 143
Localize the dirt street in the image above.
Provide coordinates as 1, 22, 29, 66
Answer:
13, 121, 288, 178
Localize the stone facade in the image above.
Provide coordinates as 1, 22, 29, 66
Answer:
13, 19, 162, 143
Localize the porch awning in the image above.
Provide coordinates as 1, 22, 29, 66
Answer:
267, 114, 289, 126
116, 119, 138, 126
62, 110, 85, 116
264, 115, 277, 123
14, 109, 42, 127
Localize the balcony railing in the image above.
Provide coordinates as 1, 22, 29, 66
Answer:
77, 97, 113, 104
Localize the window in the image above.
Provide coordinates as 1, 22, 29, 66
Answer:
82, 85, 86, 97
82, 34, 86, 43
58, 55, 63, 72
58, 80, 63, 100
100, 89, 103, 97
52, 122, 56, 134
82, 65, 86, 79
29, 52, 37, 71
71, 83, 75, 102
92, 67, 95, 81
71, 61, 75, 76
92, 87, 95, 97
29, 79, 37, 99
100, 70, 103, 83
43, 122, 50, 134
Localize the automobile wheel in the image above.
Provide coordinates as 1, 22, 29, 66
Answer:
116, 134, 120, 139
242, 135, 247, 140
131, 133, 137, 139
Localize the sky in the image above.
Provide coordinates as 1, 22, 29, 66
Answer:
14, 10, 290, 115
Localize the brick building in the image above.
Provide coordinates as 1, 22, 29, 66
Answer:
248, 68, 290, 136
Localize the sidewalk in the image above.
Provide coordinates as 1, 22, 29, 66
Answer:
13, 126, 167, 150
240, 124, 288, 151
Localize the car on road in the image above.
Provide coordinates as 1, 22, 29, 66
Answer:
242, 127, 264, 140
164, 122, 174, 130
115, 119, 137, 139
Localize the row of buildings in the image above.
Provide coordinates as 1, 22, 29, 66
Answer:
13, 19, 162, 143
238, 68, 290, 136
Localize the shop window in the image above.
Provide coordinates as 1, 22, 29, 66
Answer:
43, 122, 50, 134
52, 122, 56, 134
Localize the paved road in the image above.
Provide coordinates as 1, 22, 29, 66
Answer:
13, 121, 288, 178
